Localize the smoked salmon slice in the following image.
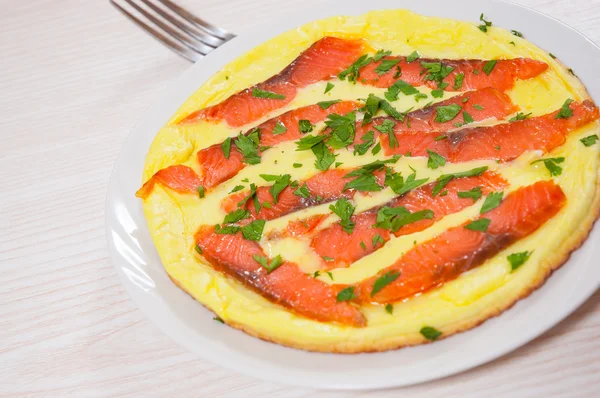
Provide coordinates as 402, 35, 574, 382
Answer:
136, 165, 202, 199
353, 180, 566, 303
194, 226, 366, 327
178, 37, 365, 127
358, 56, 548, 92
199, 101, 360, 189
381, 100, 600, 160
311, 172, 508, 269
221, 168, 364, 220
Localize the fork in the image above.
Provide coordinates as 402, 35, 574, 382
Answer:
110, 0, 236, 62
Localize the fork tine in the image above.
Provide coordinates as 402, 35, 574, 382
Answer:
123, 0, 215, 55
111, 0, 203, 62
138, 0, 225, 48
157, 0, 235, 41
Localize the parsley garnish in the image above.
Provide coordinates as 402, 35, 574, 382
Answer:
293, 183, 311, 198
385, 79, 419, 101
473, 104, 484, 110
374, 119, 398, 148
431, 89, 444, 98
375, 58, 401, 76
435, 135, 447, 141
509, 112, 532, 122
371, 270, 400, 296
252, 87, 285, 99
480, 192, 504, 213
483, 60, 497, 75
235, 129, 261, 165
329, 198, 356, 233
555, 98, 574, 119
463, 111, 474, 124
371, 142, 381, 155
324, 82, 335, 94
385, 169, 429, 196
354, 131, 376, 155
240, 219, 266, 241
325, 111, 356, 149
427, 149, 447, 169
373, 49, 392, 62
465, 218, 491, 232
434, 104, 462, 123
223, 208, 250, 224
336, 286, 356, 302
312, 142, 336, 171
375, 206, 434, 232
194, 244, 203, 254
213, 316, 224, 324
581, 135, 599, 147
253, 254, 284, 273
421, 61, 455, 87
272, 121, 287, 135
317, 99, 341, 110
197, 186, 205, 198
360, 241, 367, 251
420, 326, 442, 340
478, 13, 492, 33
214, 224, 240, 235
264, 174, 291, 203
338, 54, 373, 83
295, 134, 327, 151
454, 73, 465, 90
372, 234, 385, 248
549, 53, 556, 59
298, 119, 314, 133
221, 137, 232, 159
457, 186, 483, 202
385, 303, 394, 314
531, 157, 565, 176
508, 251, 532, 271
415, 93, 428, 102
433, 166, 488, 196
293, 163, 303, 168
406, 51, 420, 62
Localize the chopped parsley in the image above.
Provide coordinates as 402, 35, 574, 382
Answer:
415, 93, 428, 102
311, 142, 336, 171
213, 316, 224, 324
508, 251, 532, 272
371, 270, 400, 296
432, 166, 488, 196
354, 130, 376, 155
385, 168, 429, 196
197, 186, 205, 198
427, 149, 447, 169
531, 157, 565, 176
431, 89, 444, 98
240, 219, 266, 241
483, 60, 497, 75
372, 234, 385, 248
272, 121, 287, 135
555, 98, 574, 119
338, 54, 373, 83
221, 137, 232, 159
375, 206, 434, 232
325, 111, 356, 149
420, 326, 442, 341
251, 87, 285, 99
463, 111, 474, 124
454, 73, 465, 90
317, 99, 341, 110
434, 104, 462, 123
465, 218, 491, 232
235, 129, 261, 165
374, 119, 398, 148
223, 208, 250, 224
509, 112, 532, 122
329, 198, 356, 233
480, 191, 504, 213
373, 49, 392, 62
581, 135, 599, 147
371, 142, 382, 155
298, 119, 314, 133
336, 286, 356, 302
549, 53, 556, 59
375, 58, 401, 76
385, 79, 419, 101
324, 82, 335, 94
253, 254, 284, 273
406, 50, 420, 62
385, 303, 394, 314
295, 134, 327, 151
293, 163, 303, 168
478, 13, 492, 33
293, 183, 311, 198
421, 61, 455, 88
511, 29, 523, 37
457, 186, 483, 202
265, 174, 291, 204
473, 104, 484, 111
194, 244, 203, 254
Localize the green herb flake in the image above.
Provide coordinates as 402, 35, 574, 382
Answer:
214, 224, 240, 235
415, 93, 428, 102
385, 303, 394, 314
194, 244, 203, 254
336, 286, 356, 302
581, 135, 599, 147
483, 60, 498, 75
372, 233, 385, 248
406, 50, 420, 62
338, 54, 373, 83
373, 49, 392, 62
371, 270, 400, 296
511, 30, 523, 37
360, 241, 367, 251
457, 186, 483, 202
221, 137, 232, 159
293, 183, 311, 199
473, 69, 480, 75
235, 129, 261, 165
317, 99, 341, 110
420, 326, 442, 341
322, 256, 334, 262
453, 73, 465, 90
223, 209, 250, 224
435, 135, 448, 141
480, 191, 504, 213
293, 163, 303, 169
324, 82, 335, 94
197, 186, 205, 198
463, 111, 474, 124
427, 149, 447, 169
374, 119, 398, 148
508, 251, 532, 272
473, 104, 484, 110
325, 111, 357, 149
253, 254, 284, 273
295, 134, 327, 151
549, 53, 556, 59
531, 157, 565, 176
509, 112, 532, 122
312, 142, 336, 171
385, 79, 419, 101
465, 218, 491, 232
298, 119, 314, 133
375, 58, 401, 76
555, 98, 574, 119
432, 166, 488, 196
240, 219, 266, 241
431, 89, 444, 98
478, 13, 492, 33
354, 131, 375, 156
213, 316, 224, 324
330, 198, 356, 233
266, 174, 291, 204
251, 87, 285, 100
434, 104, 462, 123
272, 121, 287, 135
372, 142, 382, 155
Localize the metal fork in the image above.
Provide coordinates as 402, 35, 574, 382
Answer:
110, 0, 236, 62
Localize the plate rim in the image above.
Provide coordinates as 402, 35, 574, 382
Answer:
105, 0, 600, 390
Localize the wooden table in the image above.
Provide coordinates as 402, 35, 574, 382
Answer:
2, 0, 599, 396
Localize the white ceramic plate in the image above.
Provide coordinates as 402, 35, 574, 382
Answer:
106, 0, 600, 390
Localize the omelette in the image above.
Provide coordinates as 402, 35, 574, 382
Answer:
136, 10, 600, 352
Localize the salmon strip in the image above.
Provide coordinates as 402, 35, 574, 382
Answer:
136, 165, 201, 199
194, 226, 366, 327
178, 37, 366, 127
312, 172, 508, 269
199, 101, 360, 189
354, 180, 566, 303
354, 87, 516, 143
221, 168, 373, 220
359, 56, 548, 91
381, 100, 600, 160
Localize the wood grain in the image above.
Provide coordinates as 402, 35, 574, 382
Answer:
1, 0, 599, 396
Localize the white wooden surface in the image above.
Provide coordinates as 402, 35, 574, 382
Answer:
1, 0, 599, 396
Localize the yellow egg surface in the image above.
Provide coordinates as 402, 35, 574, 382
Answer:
139, 10, 600, 352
